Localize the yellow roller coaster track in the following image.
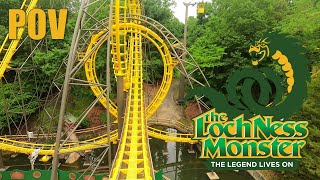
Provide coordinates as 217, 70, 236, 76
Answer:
110, 34, 153, 179
0, 0, 201, 179
0, 130, 118, 156
84, 23, 175, 120
110, 0, 154, 178
0, 126, 195, 156
0, 0, 39, 79
0, 130, 195, 157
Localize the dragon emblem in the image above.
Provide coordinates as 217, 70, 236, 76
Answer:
186, 33, 310, 120
249, 38, 270, 66
249, 38, 294, 93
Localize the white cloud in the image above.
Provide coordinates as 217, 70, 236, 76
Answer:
171, 0, 211, 23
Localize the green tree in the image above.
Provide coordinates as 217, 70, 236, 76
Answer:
279, 0, 320, 67
280, 74, 320, 179
143, 0, 182, 38
188, 0, 289, 89
0, 82, 38, 129
142, 0, 183, 82
0, 0, 78, 131
275, 1, 320, 179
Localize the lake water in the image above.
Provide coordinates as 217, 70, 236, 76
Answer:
2, 132, 254, 180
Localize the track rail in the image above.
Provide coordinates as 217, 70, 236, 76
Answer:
0, 1, 204, 179
83, 23, 175, 121
0, 127, 195, 156
110, 33, 153, 179
0, 0, 39, 79
0, 130, 118, 156
0, 126, 196, 157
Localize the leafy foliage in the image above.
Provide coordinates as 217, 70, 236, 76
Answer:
0, 0, 319, 179
188, 0, 289, 89
0, 83, 38, 129
187, 0, 320, 179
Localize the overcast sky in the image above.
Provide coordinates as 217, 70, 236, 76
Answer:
171, 0, 211, 23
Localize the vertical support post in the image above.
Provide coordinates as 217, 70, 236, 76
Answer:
50, 0, 88, 179
178, 2, 190, 104
5, 99, 12, 138
117, 76, 125, 138
106, 0, 114, 174
188, 143, 195, 154
30, 38, 42, 133
30, 159, 34, 170
0, 80, 12, 138
175, 143, 179, 180
17, 70, 28, 133
0, 151, 4, 169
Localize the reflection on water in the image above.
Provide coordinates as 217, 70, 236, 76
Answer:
150, 128, 254, 180
2, 129, 254, 180
2, 144, 119, 172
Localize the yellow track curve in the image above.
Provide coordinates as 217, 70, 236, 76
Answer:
0, 0, 38, 79
0, 126, 195, 157
0, 130, 118, 156
0, 1, 199, 179
84, 23, 175, 120
110, 1, 153, 178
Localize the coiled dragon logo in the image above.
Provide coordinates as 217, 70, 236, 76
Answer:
249, 38, 294, 93
187, 33, 310, 120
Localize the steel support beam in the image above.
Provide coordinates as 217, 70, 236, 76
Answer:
178, 2, 190, 104
117, 76, 125, 138
106, 0, 114, 172
50, 0, 88, 179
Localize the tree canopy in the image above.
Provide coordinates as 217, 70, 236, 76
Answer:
0, 0, 319, 179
